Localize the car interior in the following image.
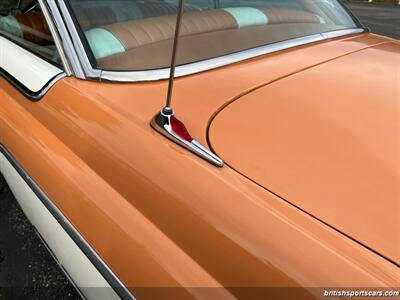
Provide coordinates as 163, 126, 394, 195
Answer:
0, 0, 60, 64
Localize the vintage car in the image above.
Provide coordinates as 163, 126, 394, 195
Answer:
0, 0, 399, 299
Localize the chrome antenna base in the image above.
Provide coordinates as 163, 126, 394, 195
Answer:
151, 109, 224, 168
161, 106, 174, 116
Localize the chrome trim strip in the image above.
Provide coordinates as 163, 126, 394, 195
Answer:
38, 0, 72, 75
24, 2, 39, 14
0, 68, 66, 101
320, 28, 364, 39
0, 144, 136, 300
34, 231, 88, 300
46, 0, 86, 79
100, 28, 365, 82
57, 0, 101, 79
33, 72, 66, 99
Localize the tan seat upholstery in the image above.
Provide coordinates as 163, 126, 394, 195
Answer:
89, 7, 334, 70
259, 7, 322, 24
104, 10, 237, 50
73, 1, 199, 31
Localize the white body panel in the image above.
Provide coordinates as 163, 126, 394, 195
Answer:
0, 152, 120, 300
0, 36, 62, 92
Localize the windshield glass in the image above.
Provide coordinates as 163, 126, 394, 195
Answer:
68, 0, 360, 71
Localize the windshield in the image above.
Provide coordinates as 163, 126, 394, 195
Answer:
68, 0, 360, 71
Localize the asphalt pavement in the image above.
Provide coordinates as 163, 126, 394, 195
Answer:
0, 3, 398, 300
0, 182, 80, 300
346, 3, 400, 39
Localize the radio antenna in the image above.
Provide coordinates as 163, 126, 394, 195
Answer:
151, 0, 224, 167
163, 0, 185, 114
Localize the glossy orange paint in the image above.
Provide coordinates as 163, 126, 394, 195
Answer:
0, 33, 399, 299
209, 41, 400, 266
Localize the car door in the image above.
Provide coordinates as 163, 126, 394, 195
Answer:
0, 2, 130, 299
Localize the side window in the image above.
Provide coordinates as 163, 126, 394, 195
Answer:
0, 0, 61, 66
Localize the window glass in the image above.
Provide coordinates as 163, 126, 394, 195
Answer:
68, 0, 360, 71
0, 0, 62, 66
0, 0, 19, 11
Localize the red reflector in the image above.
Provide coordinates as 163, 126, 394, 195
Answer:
170, 116, 193, 142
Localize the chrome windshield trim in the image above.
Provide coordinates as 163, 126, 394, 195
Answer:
321, 28, 365, 39
57, 0, 101, 79
100, 28, 366, 82
38, 0, 72, 75
45, 0, 86, 79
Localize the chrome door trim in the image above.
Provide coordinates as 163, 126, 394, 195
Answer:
0, 68, 66, 102
0, 68, 65, 101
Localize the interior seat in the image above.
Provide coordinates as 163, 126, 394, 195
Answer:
84, 7, 334, 70
72, 1, 199, 31
102, 10, 238, 51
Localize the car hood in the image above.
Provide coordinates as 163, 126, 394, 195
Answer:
209, 41, 400, 265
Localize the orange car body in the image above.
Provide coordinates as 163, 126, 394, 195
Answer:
1, 30, 399, 299
0, 0, 399, 298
